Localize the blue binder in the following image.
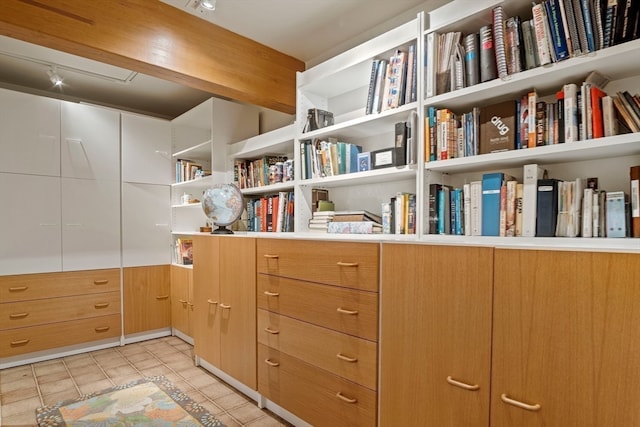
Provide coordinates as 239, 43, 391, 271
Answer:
481, 172, 504, 236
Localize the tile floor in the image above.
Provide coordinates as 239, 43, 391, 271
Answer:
0, 336, 293, 426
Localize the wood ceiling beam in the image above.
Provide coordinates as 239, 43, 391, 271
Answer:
0, 0, 304, 114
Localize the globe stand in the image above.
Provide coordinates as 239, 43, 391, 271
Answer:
211, 225, 233, 234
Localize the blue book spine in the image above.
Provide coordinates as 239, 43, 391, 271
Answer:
348, 144, 362, 174
580, 0, 596, 52
454, 188, 463, 235
438, 189, 446, 234
546, 0, 570, 60
428, 106, 437, 161
481, 172, 504, 236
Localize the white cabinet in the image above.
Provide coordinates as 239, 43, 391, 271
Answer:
61, 102, 120, 181
121, 113, 172, 185
0, 173, 62, 274
61, 177, 121, 271
0, 88, 60, 177
122, 182, 171, 267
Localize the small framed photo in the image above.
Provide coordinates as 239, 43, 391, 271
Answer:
358, 152, 371, 172
371, 147, 395, 169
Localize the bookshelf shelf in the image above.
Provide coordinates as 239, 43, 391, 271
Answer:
172, 140, 212, 159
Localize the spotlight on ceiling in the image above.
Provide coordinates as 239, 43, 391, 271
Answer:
47, 66, 63, 87
190, 0, 216, 13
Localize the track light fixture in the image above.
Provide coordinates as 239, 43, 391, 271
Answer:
47, 66, 63, 87
191, 0, 216, 13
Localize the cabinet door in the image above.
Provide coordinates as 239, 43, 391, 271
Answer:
121, 113, 172, 185
61, 178, 120, 271
0, 88, 60, 176
0, 173, 62, 275
123, 265, 171, 335
61, 102, 120, 181
192, 235, 221, 367
219, 236, 256, 389
492, 249, 640, 427
380, 244, 493, 427
122, 183, 171, 267
171, 265, 193, 338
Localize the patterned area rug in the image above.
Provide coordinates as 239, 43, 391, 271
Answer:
35, 375, 225, 426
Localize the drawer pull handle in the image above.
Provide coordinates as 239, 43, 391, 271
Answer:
94, 303, 109, 309
207, 299, 219, 305
264, 327, 280, 335
337, 307, 358, 315
263, 254, 279, 259
9, 286, 28, 292
336, 353, 358, 363
446, 376, 480, 391
179, 299, 188, 304
264, 291, 280, 297
94, 326, 110, 332
337, 261, 358, 267
156, 295, 169, 300
187, 302, 194, 307
220, 303, 231, 309
11, 339, 30, 346
500, 394, 541, 412
336, 392, 357, 404
9, 312, 29, 319
264, 358, 280, 367
94, 279, 109, 285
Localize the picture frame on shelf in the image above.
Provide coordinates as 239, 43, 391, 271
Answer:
358, 152, 371, 171
371, 147, 395, 169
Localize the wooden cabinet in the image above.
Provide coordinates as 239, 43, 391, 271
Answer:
380, 243, 493, 427
491, 249, 640, 427
123, 265, 171, 336
192, 235, 256, 389
0, 269, 121, 358
257, 238, 379, 427
170, 265, 193, 339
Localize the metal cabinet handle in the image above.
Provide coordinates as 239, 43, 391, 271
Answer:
337, 307, 358, 315
336, 261, 358, 267
264, 327, 280, 335
220, 303, 231, 309
336, 353, 358, 363
94, 326, 110, 332
336, 392, 357, 404
11, 339, 30, 346
94, 303, 109, 309
93, 279, 109, 285
264, 291, 280, 297
156, 295, 169, 300
9, 312, 29, 319
500, 394, 541, 411
264, 358, 280, 367
9, 286, 28, 292
207, 299, 219, 305
263, 254, 279, 259
446, 376, 480, 391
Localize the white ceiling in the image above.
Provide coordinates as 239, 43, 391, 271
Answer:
0, 0, 449, 120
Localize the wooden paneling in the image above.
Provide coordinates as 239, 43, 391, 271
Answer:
492, 249, 640, 427
0, 0, 303, 113
123, 265, 171, 335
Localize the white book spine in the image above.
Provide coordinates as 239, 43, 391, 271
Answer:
564, 83, 578, 142
522, 163, 545, 237
470, 180, 483, 236
582, 187, 593, 237
532, 3, 552, 65
463, 183, 471, 236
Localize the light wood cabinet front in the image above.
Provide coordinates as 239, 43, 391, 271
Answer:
491, 249, 640, 427
170, 265, 193, 338
123, 265, 171, 335
380, 243, 493, 427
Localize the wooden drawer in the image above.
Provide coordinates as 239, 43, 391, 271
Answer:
0, 291, 120, 330
258, 344, 376, 427
0, 314, 121, 357
258, 309, 377, 390
258, 275, 378, 342
0, 269, 120, 302
256, 239, 379, 292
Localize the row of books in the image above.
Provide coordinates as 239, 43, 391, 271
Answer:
428, 164, 640, 238
175, 159, 209, 183
425, 74, 637, 162
233, 155, 294, 189
426, 1, 640, 97
245, 191, 294, 233
381, 192, 417, 235
299, 138, 362, 180
309, 210, 383, 234
365, 43, 418, 115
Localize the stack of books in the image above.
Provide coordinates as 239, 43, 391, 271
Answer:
327, 210, 383, 234
308, 210, 334, 232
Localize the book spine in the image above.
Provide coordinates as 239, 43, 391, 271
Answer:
536, 178, 560, 237
479, 25, 498, 82
582, 187, 594, 237
563, 0, 583, 54
481, 172, 503, 236
631, 165, 640, 237
523, 164, 545, 237
532, 2, 553, 65
493, 5, 509, 78
365, 59, 379, 115
546, 0, 571, 60
563, 83, 579, 142
521, 19, 540, 70
606, 191, 628, 237
528, 90, 538, 148
505, 16, 522, 75
471, 180, 483, 236
464, 33, 480, 87
580, 0, 596, 51
515, 183, 524, 236
572, 0, 590, 53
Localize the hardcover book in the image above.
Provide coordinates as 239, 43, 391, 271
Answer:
631, 165, 640, 237
464, 32, 480, 87
606, 191, 628, 237
479, 25, 497, 82
481, 172, 506, 236
536, 178, 561, 237
523, 163, 547, 237
479, 100, 517, 154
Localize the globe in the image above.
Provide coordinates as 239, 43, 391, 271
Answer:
201, 183, 244, 234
